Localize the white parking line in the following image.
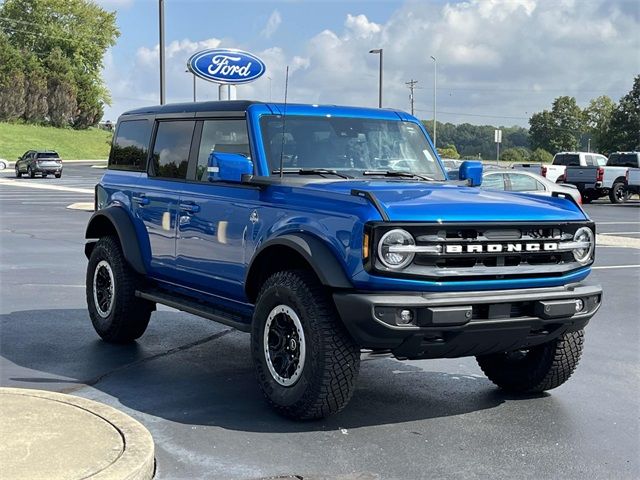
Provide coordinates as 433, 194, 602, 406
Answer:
0, 178, 93, 194
599, 231, 640, 235
597, 221, 640, 225
592, 265, 640, 270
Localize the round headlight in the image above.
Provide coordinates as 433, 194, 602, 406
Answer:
572, 227, 595, 265
378, 229, 415, 269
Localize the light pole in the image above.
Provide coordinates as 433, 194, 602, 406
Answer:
159, 0, 165, 104
267, 76, 272, 102
369, 48, 383, 108
430, 55, 437, 147
185, 69, 196, 102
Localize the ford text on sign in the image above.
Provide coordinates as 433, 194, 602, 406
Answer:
187, 48, 266, 84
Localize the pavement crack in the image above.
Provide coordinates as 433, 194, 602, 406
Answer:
61, 328, 234, 394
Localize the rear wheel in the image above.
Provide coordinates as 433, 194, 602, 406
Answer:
251, 270, 360, 419
86, 236, 153, 343
609, 182, 628, 204
476, 330, 584, 393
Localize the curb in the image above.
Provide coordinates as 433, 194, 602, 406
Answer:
0, 388, 154, 480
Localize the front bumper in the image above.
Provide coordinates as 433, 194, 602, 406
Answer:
333, 283, 602, 360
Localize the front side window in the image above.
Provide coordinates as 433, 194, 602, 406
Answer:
259, 115, 445, 180
109, 120, 151, 171
481, 174, 505, 190
195, 119, 249, 181
150, 121, 195, 180
508, 173, 541, 192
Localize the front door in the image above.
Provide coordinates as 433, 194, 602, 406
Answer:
175, 118, 259, 301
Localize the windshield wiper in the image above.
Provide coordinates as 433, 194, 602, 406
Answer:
272, 168, 352, 179
362, 170, 435, 181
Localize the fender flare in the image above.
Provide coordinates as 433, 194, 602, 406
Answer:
84, 206, 147, 275
246, 233, 353, 299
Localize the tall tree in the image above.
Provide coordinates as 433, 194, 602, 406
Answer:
608, 76, 640, 151
0, 0, 119, 128
45, 48, 77, 127
529, 96, 584, 153
0, 34, 25, 121
583, 95, 615, 153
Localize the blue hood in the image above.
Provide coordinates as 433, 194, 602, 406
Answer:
305, 180, 587, 222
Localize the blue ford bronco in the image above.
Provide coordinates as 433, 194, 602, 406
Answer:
85, 101, 602, 419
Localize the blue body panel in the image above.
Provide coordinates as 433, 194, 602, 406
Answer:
99, 102, 592, 311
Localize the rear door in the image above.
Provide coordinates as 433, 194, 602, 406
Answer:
134, 119, 196, 280
176, 117, 260, 301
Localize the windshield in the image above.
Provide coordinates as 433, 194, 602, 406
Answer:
259, 115, 445, 180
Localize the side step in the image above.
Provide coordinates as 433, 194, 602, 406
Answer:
136, 289, 251, 332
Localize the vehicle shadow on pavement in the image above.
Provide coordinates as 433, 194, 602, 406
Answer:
0, 308, 525, 432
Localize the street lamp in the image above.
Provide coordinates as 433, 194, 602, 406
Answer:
185, 69, 196, 102
369, 48, 383, 108
430, 55, 437, 148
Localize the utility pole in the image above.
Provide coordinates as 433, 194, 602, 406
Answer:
405, 79, 418, 116
159, 0, 165, 104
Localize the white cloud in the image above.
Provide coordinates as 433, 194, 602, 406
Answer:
261, 10, 282, 39
103, 0, 640, 127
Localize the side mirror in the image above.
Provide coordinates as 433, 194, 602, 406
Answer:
459, 161, 483, 187
208, 152, 253, 183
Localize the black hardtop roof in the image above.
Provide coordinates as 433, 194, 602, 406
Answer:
121, 100, 262, 116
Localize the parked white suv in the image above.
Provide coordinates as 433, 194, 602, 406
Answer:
542, 152, 607, 183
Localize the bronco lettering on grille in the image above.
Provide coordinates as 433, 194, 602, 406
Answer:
445, 243, 559, 253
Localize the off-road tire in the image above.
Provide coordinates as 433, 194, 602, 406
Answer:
251, 270, 361, 420
476, 330, 584, 393
86, 236, 153, 343
609, 182, 628, 204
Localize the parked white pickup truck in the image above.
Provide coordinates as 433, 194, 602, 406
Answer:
542, 152, 607, 184
564, 151, 639, 203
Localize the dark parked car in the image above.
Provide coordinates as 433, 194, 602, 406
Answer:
15, 150, 63, 178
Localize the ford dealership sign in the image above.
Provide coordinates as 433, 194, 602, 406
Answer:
187, 48, 266, 85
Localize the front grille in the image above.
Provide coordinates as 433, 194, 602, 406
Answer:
369, 222, 594, 282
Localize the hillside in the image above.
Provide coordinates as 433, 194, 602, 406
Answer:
0, 123, 111, 161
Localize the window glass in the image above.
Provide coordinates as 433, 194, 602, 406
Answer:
150, 121, 195, 179
481, 174, 505, 190
553, 154, 580, 166
585, 155, 596, 166
595, 155, 607, 166
109, 120, 151, 171
37, 152, 59, 159
509, 173, 539, 192
607, 153, 638, 167
259, 115, 445, 180
195, 119, 249, 181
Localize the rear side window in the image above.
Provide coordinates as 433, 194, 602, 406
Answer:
150, 121, 195, 180
608, 153, 639, 167
508, 173, 544, 192
109, 120, 151, 171
553, 154, 580, 166
482, 174, 505, 190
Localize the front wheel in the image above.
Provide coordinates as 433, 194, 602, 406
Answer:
609, 182, 629, 204
251, 270, 361, 419
55, 173, 62, 178
28, 166, 35, 178
86, 236, 153, 343
15, 166, 21, 178
476, 330, 584, 393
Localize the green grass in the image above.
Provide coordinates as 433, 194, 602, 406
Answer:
0, 122, 112, 161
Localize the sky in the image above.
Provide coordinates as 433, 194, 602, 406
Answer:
97, 0, 640, 127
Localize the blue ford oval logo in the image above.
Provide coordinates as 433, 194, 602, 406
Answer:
187, 48, 266, 85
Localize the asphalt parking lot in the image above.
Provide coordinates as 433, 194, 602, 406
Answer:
1, 163, 639, 480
